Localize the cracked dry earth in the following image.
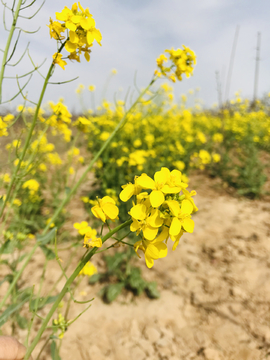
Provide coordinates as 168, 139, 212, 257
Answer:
5, 174, 270, 360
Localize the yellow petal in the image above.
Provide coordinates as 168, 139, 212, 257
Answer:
80, 17, 96, 30
84, 52, 90, 62
137, 174, 155, 189
183, 218, 194, 233
156, 242, 167, 258
93, 28, 102, 44
148, 209, 163, 228
145, 244, 159, 260
120, 183, 134, 202
73, 222, 80, 229
167, 200, 180, 217
69, 31, 79, 43
143, 226, 158, 240
101, 196, 115, 205
154, 167, 169, 184
162, 184, 181, 194
181, 199, 193, 214
87, 30, 94, 45
65, 20, 77, 32
172, 229, 184, 251
155, 227, 169, 242
130, 204, 147, 220
150, 190, 164, 208
65, 41, 77, 53
71, 15, 81, 24
89, 237, 102, 247
145, 255, 154, 268
91, 206, 106, 222
130, 219, 140, 232
169, 217, 182, 236
103, 203, 119, 220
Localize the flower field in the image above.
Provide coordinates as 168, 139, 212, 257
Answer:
0, 2, 270, 360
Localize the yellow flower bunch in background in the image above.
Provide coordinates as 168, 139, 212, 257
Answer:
120, 167, 198, 268
49, 2, 102, 68
156, 45, 196, 82
0, 114, 14, 137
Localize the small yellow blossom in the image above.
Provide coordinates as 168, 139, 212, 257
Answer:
73, 221, 92, 235
83, 228, 102, 248
88, 85, 96, 92
91, 196, 119, 222
52, 53, 67, 70
79, 261, 98, 276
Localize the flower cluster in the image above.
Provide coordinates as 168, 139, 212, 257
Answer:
0, 114, 14, 137
22, 179, 40, 196
120, 167, 198, 268
53, 313, 68, 339
45, 101, 72, 142
73, 222, 102, 248
49, 2, 102, 68
156, 46, 196, 82
91, 196, 119, 223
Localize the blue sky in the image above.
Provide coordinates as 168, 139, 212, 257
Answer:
1, 0, 270, 112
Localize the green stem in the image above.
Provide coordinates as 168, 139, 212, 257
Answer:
0, 0, 23, 103
35, 337, 50, 360
23, 219, 132, 360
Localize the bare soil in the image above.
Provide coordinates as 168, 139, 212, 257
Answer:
2, 173, 270, 360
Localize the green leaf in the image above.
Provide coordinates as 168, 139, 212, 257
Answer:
51, 340, 61, 360
0, 274, 13, 286
88, 273, 101, 284
128, 267, 146, 295
145, 282, 160, 299
16, 314, 28, 329
37, 228, 57, 245
0, 240, 16, 254
0, 294, 30, 327
104, 252, 127, 272
103, 283, 124, 303
40, 245, 56, 260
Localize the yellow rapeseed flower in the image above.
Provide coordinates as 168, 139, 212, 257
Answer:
52, 53, 67, 70
79, 261, 98, 276
91, 196, 119, 222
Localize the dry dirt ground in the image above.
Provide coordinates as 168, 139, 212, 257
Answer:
2, 173, 270, 360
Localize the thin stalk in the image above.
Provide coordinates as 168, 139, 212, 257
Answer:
224, 25, 240, 104
35, 337, 50, 360
0, 0, 23, 103
24, 219, 132, 360
253, 32, 261, 103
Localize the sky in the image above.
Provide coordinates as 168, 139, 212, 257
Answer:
1, 0, 270, 113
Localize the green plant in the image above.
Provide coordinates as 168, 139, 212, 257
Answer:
89, 250, 160, 303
